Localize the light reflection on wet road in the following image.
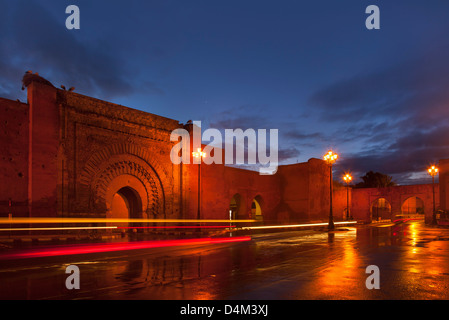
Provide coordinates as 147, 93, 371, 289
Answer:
1, 220, 449, 300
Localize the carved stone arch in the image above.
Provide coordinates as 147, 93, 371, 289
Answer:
80, 151, 166, 217
80, 142, 171, 190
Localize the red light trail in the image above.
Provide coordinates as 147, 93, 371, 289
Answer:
0, 236, 252, 260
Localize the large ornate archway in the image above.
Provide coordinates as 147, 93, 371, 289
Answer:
79, 145, 166, 218
91, 158, 164, 217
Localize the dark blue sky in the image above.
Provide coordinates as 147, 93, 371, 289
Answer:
1, 0, 449, 184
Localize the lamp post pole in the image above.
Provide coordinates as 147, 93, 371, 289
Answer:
329, 165, 334, 230
193, 148, 206, 227
428, 165, 438, 225
343, 174, 352, 221
346, 183, 349, 220
198, 161, 201, 221
324, 151, 338, 231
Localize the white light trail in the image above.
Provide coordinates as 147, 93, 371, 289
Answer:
240, 221, 357, 230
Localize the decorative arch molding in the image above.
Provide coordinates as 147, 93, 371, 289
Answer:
79, 145, 168, 216
80, 142, 171, 186
93, 159, 164, 216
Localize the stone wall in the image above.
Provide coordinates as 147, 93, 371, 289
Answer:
439, 159, 449, 212
57, 86, 183, 219
351, 184, 440, 223
1, 76, 447, 226
0, 98, 29, 217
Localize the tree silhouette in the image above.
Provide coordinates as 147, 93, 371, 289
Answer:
355, 171, 396, 188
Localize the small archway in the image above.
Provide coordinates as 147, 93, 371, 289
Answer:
104, 173, 149, 231
371, 198, 391, 221
402, 196, 425, 217
251, 196, 264, 222
229, 194, 242, 220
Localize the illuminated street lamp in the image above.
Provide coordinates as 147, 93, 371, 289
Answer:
343, 173, 352, 221
324, 150, 338, 231
193, 148, 206, 223
428, 165, 439, 225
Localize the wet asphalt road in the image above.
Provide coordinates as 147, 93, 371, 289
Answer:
1, 220, 449, 300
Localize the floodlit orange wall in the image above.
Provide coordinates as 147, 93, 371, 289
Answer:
333, 184, 352, 220
439, 159, 449, 212
192, 160, 283, 222
0, 98, 29, 217
351, 184, 439, 223
198, 157, 332, 224
27, 82, 59, 217
2, 80, 447, 226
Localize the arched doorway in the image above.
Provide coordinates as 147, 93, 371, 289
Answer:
229, 194, 242, 220
371, 198, 391, 221
88, 156, 165, 219
104, 173, 148, 231
111, 187, 143, 220
251, 196, 263, 222
110, 186, 143, 231
402, 197, 425, 218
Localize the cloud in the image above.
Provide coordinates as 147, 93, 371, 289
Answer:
308, 47, 449, 121
304, 42, 449, 184
0, 0, 163, 100
278, 147, 301, 162
208, 104, 276, 130
207, 104, 303, 167
205, 41, 449, 184
283, 130, 325, 141
334, 123, 449, 184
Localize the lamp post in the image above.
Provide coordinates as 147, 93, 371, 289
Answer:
324, 150, 338, 231
192, 148, 206, 224
428, 165, 439, 225
343, 173, 352, 221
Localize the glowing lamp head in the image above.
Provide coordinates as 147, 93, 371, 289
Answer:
323, 150, 338, 165
428, 165, 439, 176
343, 173, 352, 183
192, 148, 206, 160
